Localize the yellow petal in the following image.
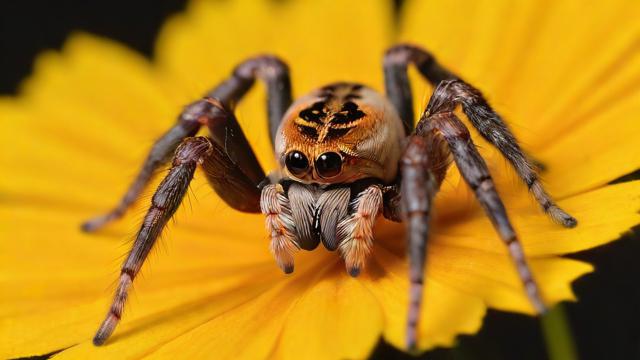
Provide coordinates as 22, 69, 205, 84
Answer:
430, 181, 640, 256
400, 0, 640, 196
155, 0, 393, 170
3, 0, 639, 358
0, 34, 178, 211
426, 245, 592, 314
365, 247, 486, 351
540, 100, 640, 197
144, 254, 333, 360
277, 263, 384, 360
0, 261, 282, 359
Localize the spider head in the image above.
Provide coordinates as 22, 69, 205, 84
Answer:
274, 83, 404, 184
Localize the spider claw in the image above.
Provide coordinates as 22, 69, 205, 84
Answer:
81, 215, 111, 233
92, 312, 119, 346
561, 215, 578, 228
82, 207, 129, 233
406, 330, 418, 354
546, 205, 578, 228
348, 266, 361, 277
282, 263, 294, 274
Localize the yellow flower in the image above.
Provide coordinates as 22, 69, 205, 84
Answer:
1, 0, 639, 358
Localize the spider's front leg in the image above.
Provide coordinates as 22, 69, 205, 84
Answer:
385, 44, 575, 227
82, 55, 291, 231
93, 101, 266, 346
426, 79, 576, 227
93, 136, 207, 345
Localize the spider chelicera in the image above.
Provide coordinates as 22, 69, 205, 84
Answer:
83, 44, 577, 349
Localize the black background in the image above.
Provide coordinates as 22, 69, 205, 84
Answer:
0, 1, 186, 94
2, 1, 639, 359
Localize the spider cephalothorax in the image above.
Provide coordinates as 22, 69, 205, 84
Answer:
84, 44, 577, 350
263, 83, 405, 276
275, 82, 404, 184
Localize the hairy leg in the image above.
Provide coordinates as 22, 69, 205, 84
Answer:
383, 45, 571, 226
337, 185, 384, 277
384, 44, 457, 134
81, 114, 201, 232
425, 80, 576, 227
423, 112, 548, 313
93, 136, 262, 345
399, 133, 451, 350
260, 183, 298, 274
212, 55, 292, 144
92, 137, 211, 345
83, 55, 291, 231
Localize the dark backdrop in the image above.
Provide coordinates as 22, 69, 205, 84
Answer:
1, 1, 639, 359
0, 1, 186, 94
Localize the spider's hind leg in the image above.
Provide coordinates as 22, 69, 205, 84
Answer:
425, 112, 548, 312
80, 105, 202, 232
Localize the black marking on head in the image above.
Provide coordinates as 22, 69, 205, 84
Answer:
342, 101, 359, 111
318, 91, 333, 100
297, 125, 319, 139
324, 127, 352, 140
318, 82, 365, 103
296, 88, 367, 142
318, 83, 339, 101
321, 82, 352, 91
330, 101, 366, 125
299, 101, 327, 123
320, 84, 337, 92
344, 84, 364, 100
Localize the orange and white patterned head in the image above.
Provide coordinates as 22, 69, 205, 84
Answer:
274, 82, 405, 184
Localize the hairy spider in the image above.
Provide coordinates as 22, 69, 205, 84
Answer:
83, 44, 577, 349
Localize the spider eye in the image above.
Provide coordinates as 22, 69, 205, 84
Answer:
315, 152, 343, 178
285, 151, 310, 176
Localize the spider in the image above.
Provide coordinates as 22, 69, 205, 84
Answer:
83, 44, 577, 349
